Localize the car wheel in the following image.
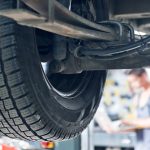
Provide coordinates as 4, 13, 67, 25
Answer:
0, 0, 107, 140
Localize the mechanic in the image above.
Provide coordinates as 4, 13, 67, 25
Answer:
121, 68, 150, 150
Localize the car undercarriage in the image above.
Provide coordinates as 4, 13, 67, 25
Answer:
0, 0, 149, 141
1, 0, 150, 73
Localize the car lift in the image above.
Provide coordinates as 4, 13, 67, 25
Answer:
0, 0, 150, 73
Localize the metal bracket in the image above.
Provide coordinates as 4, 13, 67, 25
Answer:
47, 0, 55, 23
16, 0, 21, 8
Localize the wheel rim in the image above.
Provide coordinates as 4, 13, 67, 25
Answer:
48, 72, 91, 98
37, 0, 96, 100
34, 0, 105, 113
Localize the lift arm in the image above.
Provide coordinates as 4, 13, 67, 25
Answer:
0, 0, 118, 41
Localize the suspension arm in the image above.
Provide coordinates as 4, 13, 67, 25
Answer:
49, 49, 150, 74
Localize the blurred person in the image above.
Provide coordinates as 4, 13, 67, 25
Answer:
94, 104, 115, 134
120, 68, 150, 150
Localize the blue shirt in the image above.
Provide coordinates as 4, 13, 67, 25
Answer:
136, 99, 150, 150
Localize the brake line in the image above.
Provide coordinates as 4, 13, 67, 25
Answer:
74, 35, 150, 60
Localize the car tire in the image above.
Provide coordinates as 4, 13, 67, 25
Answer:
0, 0, 107, 141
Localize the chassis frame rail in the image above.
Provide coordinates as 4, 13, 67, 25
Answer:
0, 0, 118, 41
